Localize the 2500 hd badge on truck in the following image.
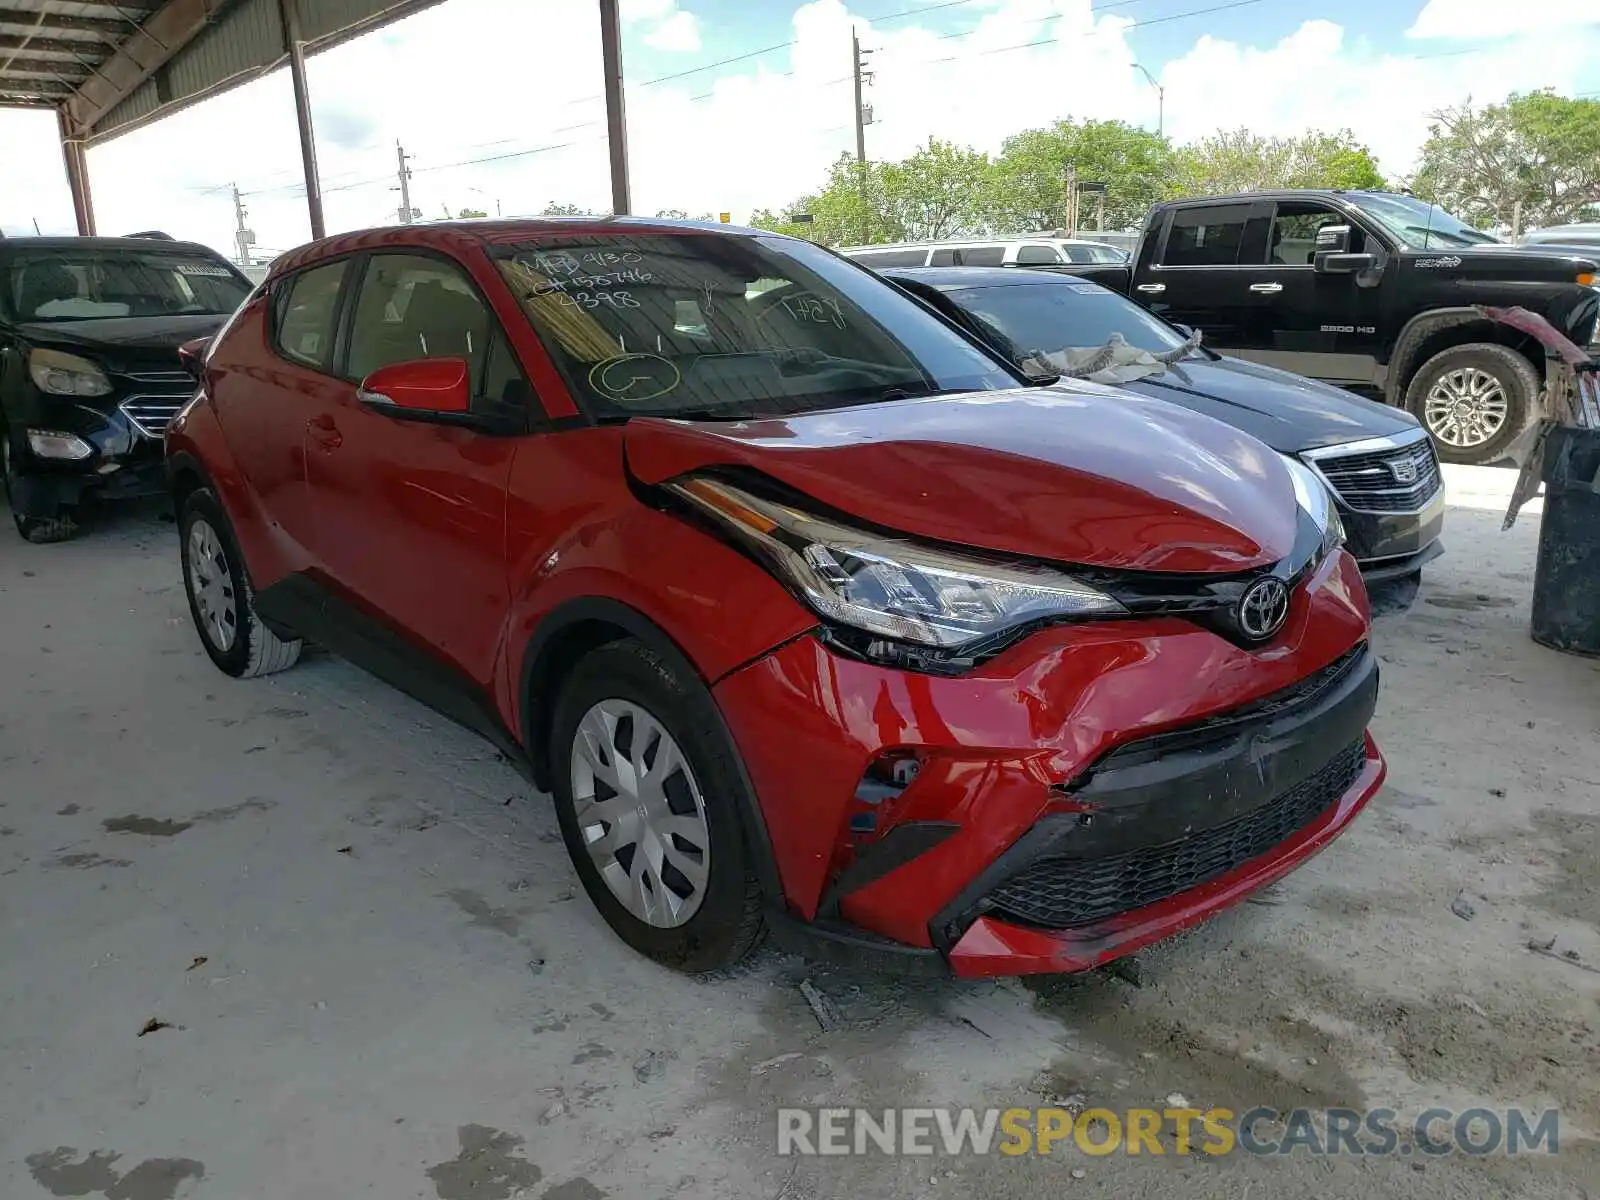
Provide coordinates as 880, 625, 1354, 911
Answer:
0, 236, 252, 543
167, 219, 1386, 977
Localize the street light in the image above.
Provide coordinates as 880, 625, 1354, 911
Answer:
1131, 62, 1164, 137
468, 186, 502, 217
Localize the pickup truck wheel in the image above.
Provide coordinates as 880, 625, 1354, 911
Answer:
1406, 343, 1537, 465
549, 638, 766, 973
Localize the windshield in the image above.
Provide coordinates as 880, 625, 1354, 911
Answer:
1346, 193, 1498, 250
6, 249, 251, 322
493, 234, 1019, 420
945, 281, 1189, 360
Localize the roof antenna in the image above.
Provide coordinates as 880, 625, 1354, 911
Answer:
1422, 194, 1436, 251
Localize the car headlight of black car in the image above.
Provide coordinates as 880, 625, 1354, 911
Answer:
28, 348, 112, 398
1282, 454, 1345, 558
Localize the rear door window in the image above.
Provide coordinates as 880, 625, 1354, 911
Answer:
849, 249, 928, 267
960, 246, 1006, 266
1016, 244, 1064, 265
1161, 205, 1252, 267
273, 260, 350, 372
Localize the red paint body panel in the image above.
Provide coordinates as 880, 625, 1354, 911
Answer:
947, 733, 1387, 977
713, 547, 1369, 935
622, 388, 1298, 572
172, 218, 1386, 980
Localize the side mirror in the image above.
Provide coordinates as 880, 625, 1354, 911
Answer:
1315, 224, 1352, 255
1314, 252, 1377, 275
358, 358, 471, 418
177, 336, 211, 381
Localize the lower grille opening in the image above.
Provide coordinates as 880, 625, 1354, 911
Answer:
982, 738, 1368, 929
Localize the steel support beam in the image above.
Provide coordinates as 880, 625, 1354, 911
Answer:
0, 78, 72, 97
58, 107, 96, 235
0, 32, 112, 56
58, 0, 219, 136
278, 0, 324, 239
0, 10, 129, 36
598, 0, 630, 216
3, 55, 92, 77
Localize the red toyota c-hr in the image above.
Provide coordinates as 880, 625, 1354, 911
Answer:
166, 219, 1385, 978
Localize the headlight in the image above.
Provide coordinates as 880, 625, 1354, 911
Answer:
28, 348, 111, 397
1282, 455, 1344, 556
668, 477, 1124, 649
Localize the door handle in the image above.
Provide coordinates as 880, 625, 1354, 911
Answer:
1135, 283, 1166, 294
1249, 282, 1284, 294
306, 413, 342, 450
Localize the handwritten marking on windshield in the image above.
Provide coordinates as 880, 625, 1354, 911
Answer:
588, 353, 682, 403
779, 293, 846, 328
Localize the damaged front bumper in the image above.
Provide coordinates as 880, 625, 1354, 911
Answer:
715, 547, 1385, 978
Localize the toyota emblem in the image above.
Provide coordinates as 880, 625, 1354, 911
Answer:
1238, 577, 1291, 641
1390, 458, 1418, 484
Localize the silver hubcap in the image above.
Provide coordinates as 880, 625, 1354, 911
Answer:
1424, 366, 1508, 449
186, 519, 238, 652
570, 699, 711, 928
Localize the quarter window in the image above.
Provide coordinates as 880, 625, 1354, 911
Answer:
274, 260, 349, 371
1162, 206, 1251, 267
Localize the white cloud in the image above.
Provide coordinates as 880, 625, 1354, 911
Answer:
0, 0, 1595, 254
643, 9, 701, 52
1408, 0, 1597, 40
621, 0, 675, 21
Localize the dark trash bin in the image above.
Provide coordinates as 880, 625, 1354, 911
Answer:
1531, 424, 1600, 655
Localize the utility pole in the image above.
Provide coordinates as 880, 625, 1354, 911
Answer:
231, 184, 255, 267
599, 0, 632, 215
394, 141, 415, 224
852, 30, 874, 242
1131, 62, 1164, 137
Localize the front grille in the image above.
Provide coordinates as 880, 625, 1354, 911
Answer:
1314, 440, 1442, 514
983, 738, 1368, 929
123, 368, 191, 385
119, 393, 190, 438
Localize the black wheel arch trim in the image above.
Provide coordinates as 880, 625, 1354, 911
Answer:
517, 595, 786, 905
1385, 307, 1542, 405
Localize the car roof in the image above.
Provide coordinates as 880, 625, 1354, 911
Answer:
269, 216, 773, 279
881, 266, 1101, 291
842, 237, 1121, 252
0, 235, 228, 258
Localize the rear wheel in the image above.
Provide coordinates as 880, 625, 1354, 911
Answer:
549, 638, 766, 972
1405, 343, 1538, 465
2, 428, 80, 544
179, 487, 301, 678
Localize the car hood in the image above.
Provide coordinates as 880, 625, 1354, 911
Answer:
624, 385, 1299, 573
1117, 355, 1419, 453
16, 314, 228, 371
1402, 244, 1599, 276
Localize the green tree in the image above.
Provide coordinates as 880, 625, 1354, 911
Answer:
542, 202, 593, 216
457, 207, 488, 219
988, 119, 1175, 233
1412, 92, 1600, 230
1175, 128, 1385, 196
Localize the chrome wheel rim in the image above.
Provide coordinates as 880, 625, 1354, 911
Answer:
1423, 366, 1508, 449
185, 519, 238, 652
570, 699, 711, 928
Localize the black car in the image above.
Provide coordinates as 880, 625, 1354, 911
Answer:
0, 236, 253, 542
885, 266, 1443, 583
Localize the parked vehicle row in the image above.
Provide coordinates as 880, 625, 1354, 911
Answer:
843, 236, 1129, 269
1, 218, 1392, 982
845, 190, 1600, 465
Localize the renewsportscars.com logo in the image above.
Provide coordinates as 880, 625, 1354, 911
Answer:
776, 1106, 1562, 1158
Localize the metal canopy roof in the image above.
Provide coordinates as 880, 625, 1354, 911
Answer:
0, 0, 441, 143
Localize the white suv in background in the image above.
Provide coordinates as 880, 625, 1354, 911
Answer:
842, 237, 1130, 269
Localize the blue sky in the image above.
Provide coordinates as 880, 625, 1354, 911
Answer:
2, 0, 1596, 251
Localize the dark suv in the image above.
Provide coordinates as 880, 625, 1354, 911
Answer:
0, 236, 252, 542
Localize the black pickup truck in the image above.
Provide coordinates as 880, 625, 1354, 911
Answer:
1056, 190, 1600, 463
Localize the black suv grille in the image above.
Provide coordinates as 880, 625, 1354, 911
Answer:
982, 738, 1368, 929
1314, 440, 1442, 513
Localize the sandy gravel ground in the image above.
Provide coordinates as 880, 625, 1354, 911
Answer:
0, 466, 1595, 1200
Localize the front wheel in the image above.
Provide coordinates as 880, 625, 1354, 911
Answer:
549, 638, 766, 972
179, 488, 301, 678
2, 428, 79, 544
1405, 343, 1538, 465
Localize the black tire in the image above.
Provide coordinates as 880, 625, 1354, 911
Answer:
548, 638, 766, 972
1405, 343, 1538, 465
179, 487, 301, 678
2, 426, 80, 544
